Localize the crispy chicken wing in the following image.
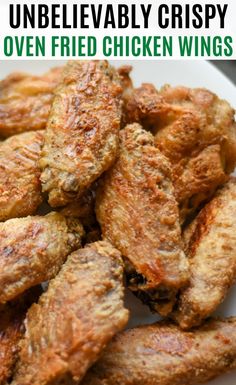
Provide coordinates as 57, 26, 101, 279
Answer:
13, 241, 129, 385
0, 212, 83, 304
0, 68, 61, 138
123, 84, 236, 222
81, 318, 236, 385
173, 178, 236, 329
0, 131, 44, 221
96, 123, 188, 316
40, 60, 122, 207
0, 288, 42, 385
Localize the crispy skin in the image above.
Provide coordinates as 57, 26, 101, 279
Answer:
40, 60, 122, 207
0, 288, 42, 385
0, 68, 61, 138
96, 123, 188, 316
173, 178, 236, 329
117, 65, 133, 94
0, 212, 83, 304
123, 83, 166, 129
123, 84, 236, 222
81, 318, 236, 385
0, 131, 44, 221
61, 184, 101, 244
118, 65, 133, 128
13, 241, 129, 385
60, 186, 96, 227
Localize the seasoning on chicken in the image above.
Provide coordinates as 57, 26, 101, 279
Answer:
0, 67, 61, 138
40, 60, 122, 207
173, 178, 236, 329
0, 131, 44, 221
96, 123, 189, 316
60, 184, 101, 245
0, 212, 83, 304
81, 318, 236, 385
13, 241, 129, 385
123, 84, 236, 222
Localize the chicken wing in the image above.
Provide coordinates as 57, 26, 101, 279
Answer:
0, 287, 42, 385
96, 123, 189, 316
0, 131, 44, 221
13, 241, 129, 385
40, 60, 122, 207
0, 68, 61, 138
172, 178, 236, 329
81, 318, 236, 385
123, 84, 236, 222
0, 212, 83, 304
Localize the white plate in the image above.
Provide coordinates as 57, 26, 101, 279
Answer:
1, 60, 235, 385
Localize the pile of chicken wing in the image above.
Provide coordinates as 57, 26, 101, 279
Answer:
0, 60, 235, 385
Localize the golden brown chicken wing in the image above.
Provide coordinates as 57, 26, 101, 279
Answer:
0, 131, 44, 221
0, 287, 42, 385
0, 68, 61, 138
96, 123, 189, 316
13, 241, 129, 385
0, 212, 83, 304
172, 178, 236, 329
123, 84, 236, 222
40, 60, 122, 207
81, 318, 236, 385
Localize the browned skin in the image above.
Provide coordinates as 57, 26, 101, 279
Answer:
172, 178, 236, 329
96, 123, 189, 316
0, 68, 62, 138
81, 318, 236, 385
0, 287, 42, 385
123, 84, 236, 222
60, 184, 101, 245
40, 60, 122, 207
13, 241, 129, 385
60, 186, 96, 227
117, 65, 133, 103
0, 212, 83, 304
0, 131, 44, 221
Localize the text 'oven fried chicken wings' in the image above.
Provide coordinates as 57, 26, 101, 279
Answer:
40, 60, 123, 207
0, 212, 83, 304
0, 287, 42, 385
13, 241, 129, 385
0, 67, 61, 138
81, 318, 236, 385
123, 84, 236, 222
0, 131, 44, 222
173, 178, 236, 330
96, 123, 189, 316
